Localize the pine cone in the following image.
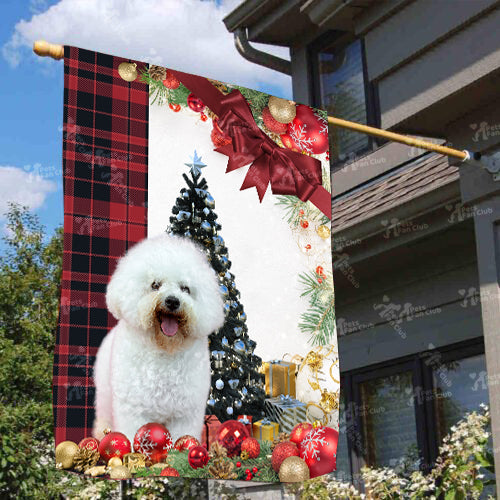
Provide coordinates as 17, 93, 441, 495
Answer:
208, 78, 229, 95
149, 65, 166, 82
208, 458, 237, 480
271, 432, 290, 451
209, 441, 227, 459
73, 447, 100, 472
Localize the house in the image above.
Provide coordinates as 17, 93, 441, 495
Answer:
224, 0, 500, 489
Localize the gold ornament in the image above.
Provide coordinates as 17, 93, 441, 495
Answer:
240, 450, 249, 460
209, 458, 237, 480
268, 96, 296, 124
304, 351, 324, 373
149, 65, 166, 82
85, 465, 107, 477
107, 456, 123, 468
123, 452, 146, 473
118, 62, 138, 82
109, 465, 132, 480
279, 456, 310, 482
319, 389, 339, 413
316, 224, 331, 239
312, 420, 323, 429
73, 447, 100, 472
55, 441, 79, 469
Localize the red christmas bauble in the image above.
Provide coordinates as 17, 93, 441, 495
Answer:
300, 220, 309, 229
241, 437, 260, 459
162, 69, 180, 90
78, 437, 99, 451
262, 106, 287, 134
133, 422, 173, 464
299, 426, 339, 478
211, 119, 232, 148
216, 419, 250, 457
280, 133, 300, 152
271, 441, 299, 472
160, 466, 180, 477
174, 435, 200, 452
187, 93, 205, 113
285, 104, 329, 155
289, 422, 313, 446
98, 432, 131, 462
188, 445, 209, 469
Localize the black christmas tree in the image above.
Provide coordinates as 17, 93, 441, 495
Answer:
167, 151, 266, 421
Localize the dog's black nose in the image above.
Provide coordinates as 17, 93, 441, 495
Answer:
165, 295, 180, 311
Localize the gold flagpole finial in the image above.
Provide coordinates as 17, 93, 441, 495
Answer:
33, 40, 64, 60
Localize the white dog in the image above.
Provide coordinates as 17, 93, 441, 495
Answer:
93, 233, 224, 443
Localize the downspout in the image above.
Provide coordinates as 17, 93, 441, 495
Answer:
234, 28, 292, 75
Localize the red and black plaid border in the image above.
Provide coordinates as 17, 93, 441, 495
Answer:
53, 47, 148, 445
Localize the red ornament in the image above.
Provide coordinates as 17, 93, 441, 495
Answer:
245, 468, 251, 474
236, 461, 241, 467
174, 435, 200, 452
305, 244, 312, 250
216, 419, 250, 457
290, 422, 313, 446
162, 69, 180, 90
280, 133, 300, 152
187, 93, 205, 113
160, 466, 180, 477
252, 466, 258, 474
78, 437, 99, 451
301, 220, 309, 229
188, 445, 209, 469
210, 119, 232, 148
316, 266, 324, 276
318, 277, 323, 283
299, 209, 304, 216
200, 113, 208, 122
241, 437, 260, 459
285, 104, 329, 155
271, 441, 299, 472
98, 431, 131, 462
245, 474, 252, 481
168, 103, 181, 112
299, 426, 339, 478
262, 106, 287, 134
133, 422, 173, 464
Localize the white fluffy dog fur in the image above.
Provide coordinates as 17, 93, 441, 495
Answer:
93, 233, 224, 443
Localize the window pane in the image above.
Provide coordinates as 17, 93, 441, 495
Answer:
318, 39, 369, 164
433, 354, 489, 443
359, 371, 419, 469
332, 389, 351, 482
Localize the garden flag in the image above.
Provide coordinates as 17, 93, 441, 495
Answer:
54, 46, 339, 481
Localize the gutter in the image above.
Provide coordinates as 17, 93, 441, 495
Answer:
234, 28, 291, 75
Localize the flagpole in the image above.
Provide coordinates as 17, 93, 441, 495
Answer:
32, 40, 478, 164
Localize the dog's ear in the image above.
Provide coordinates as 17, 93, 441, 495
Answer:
106, 260, 125, 320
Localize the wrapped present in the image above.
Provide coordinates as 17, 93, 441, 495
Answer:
264, 394, 307, 433
296, 345, 340, 429
201, 415, 221, 448
262, 360, 296, 398
253, 418, 279, 441
237, 415, 253, 436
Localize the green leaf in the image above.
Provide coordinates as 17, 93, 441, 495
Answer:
445, 488, 456, 500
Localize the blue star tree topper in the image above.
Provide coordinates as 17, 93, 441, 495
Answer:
185, 150, 207, 176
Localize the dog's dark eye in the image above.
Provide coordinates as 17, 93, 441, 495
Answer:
151, 281, 161, 290
180, 285, 190, 294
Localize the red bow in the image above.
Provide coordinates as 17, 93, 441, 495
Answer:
169, 70, 331, 219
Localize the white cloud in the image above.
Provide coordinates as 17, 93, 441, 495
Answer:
0, 166, 57, 219
3, 0, 292, 97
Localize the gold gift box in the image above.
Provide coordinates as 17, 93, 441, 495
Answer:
262, 360, 296, 398
253, 419, 279, 441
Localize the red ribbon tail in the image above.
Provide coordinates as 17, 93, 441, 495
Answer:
308, 186, 332, 220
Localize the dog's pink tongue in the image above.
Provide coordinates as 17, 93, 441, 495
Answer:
161, 316, 179, 336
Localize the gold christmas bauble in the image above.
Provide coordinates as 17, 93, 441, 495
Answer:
55, 441, 79, 469
118, 62, 138, 82
268, 96, 296, 124
316, 224, 331, 239
109, 465, 132, 480
108, 456, 123, 468
279, 456, 310, 482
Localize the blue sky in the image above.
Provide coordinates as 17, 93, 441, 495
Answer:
0, 0, 291, 248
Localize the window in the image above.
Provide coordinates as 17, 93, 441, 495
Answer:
340, 339, 488, 481
310, 33, 380, 169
